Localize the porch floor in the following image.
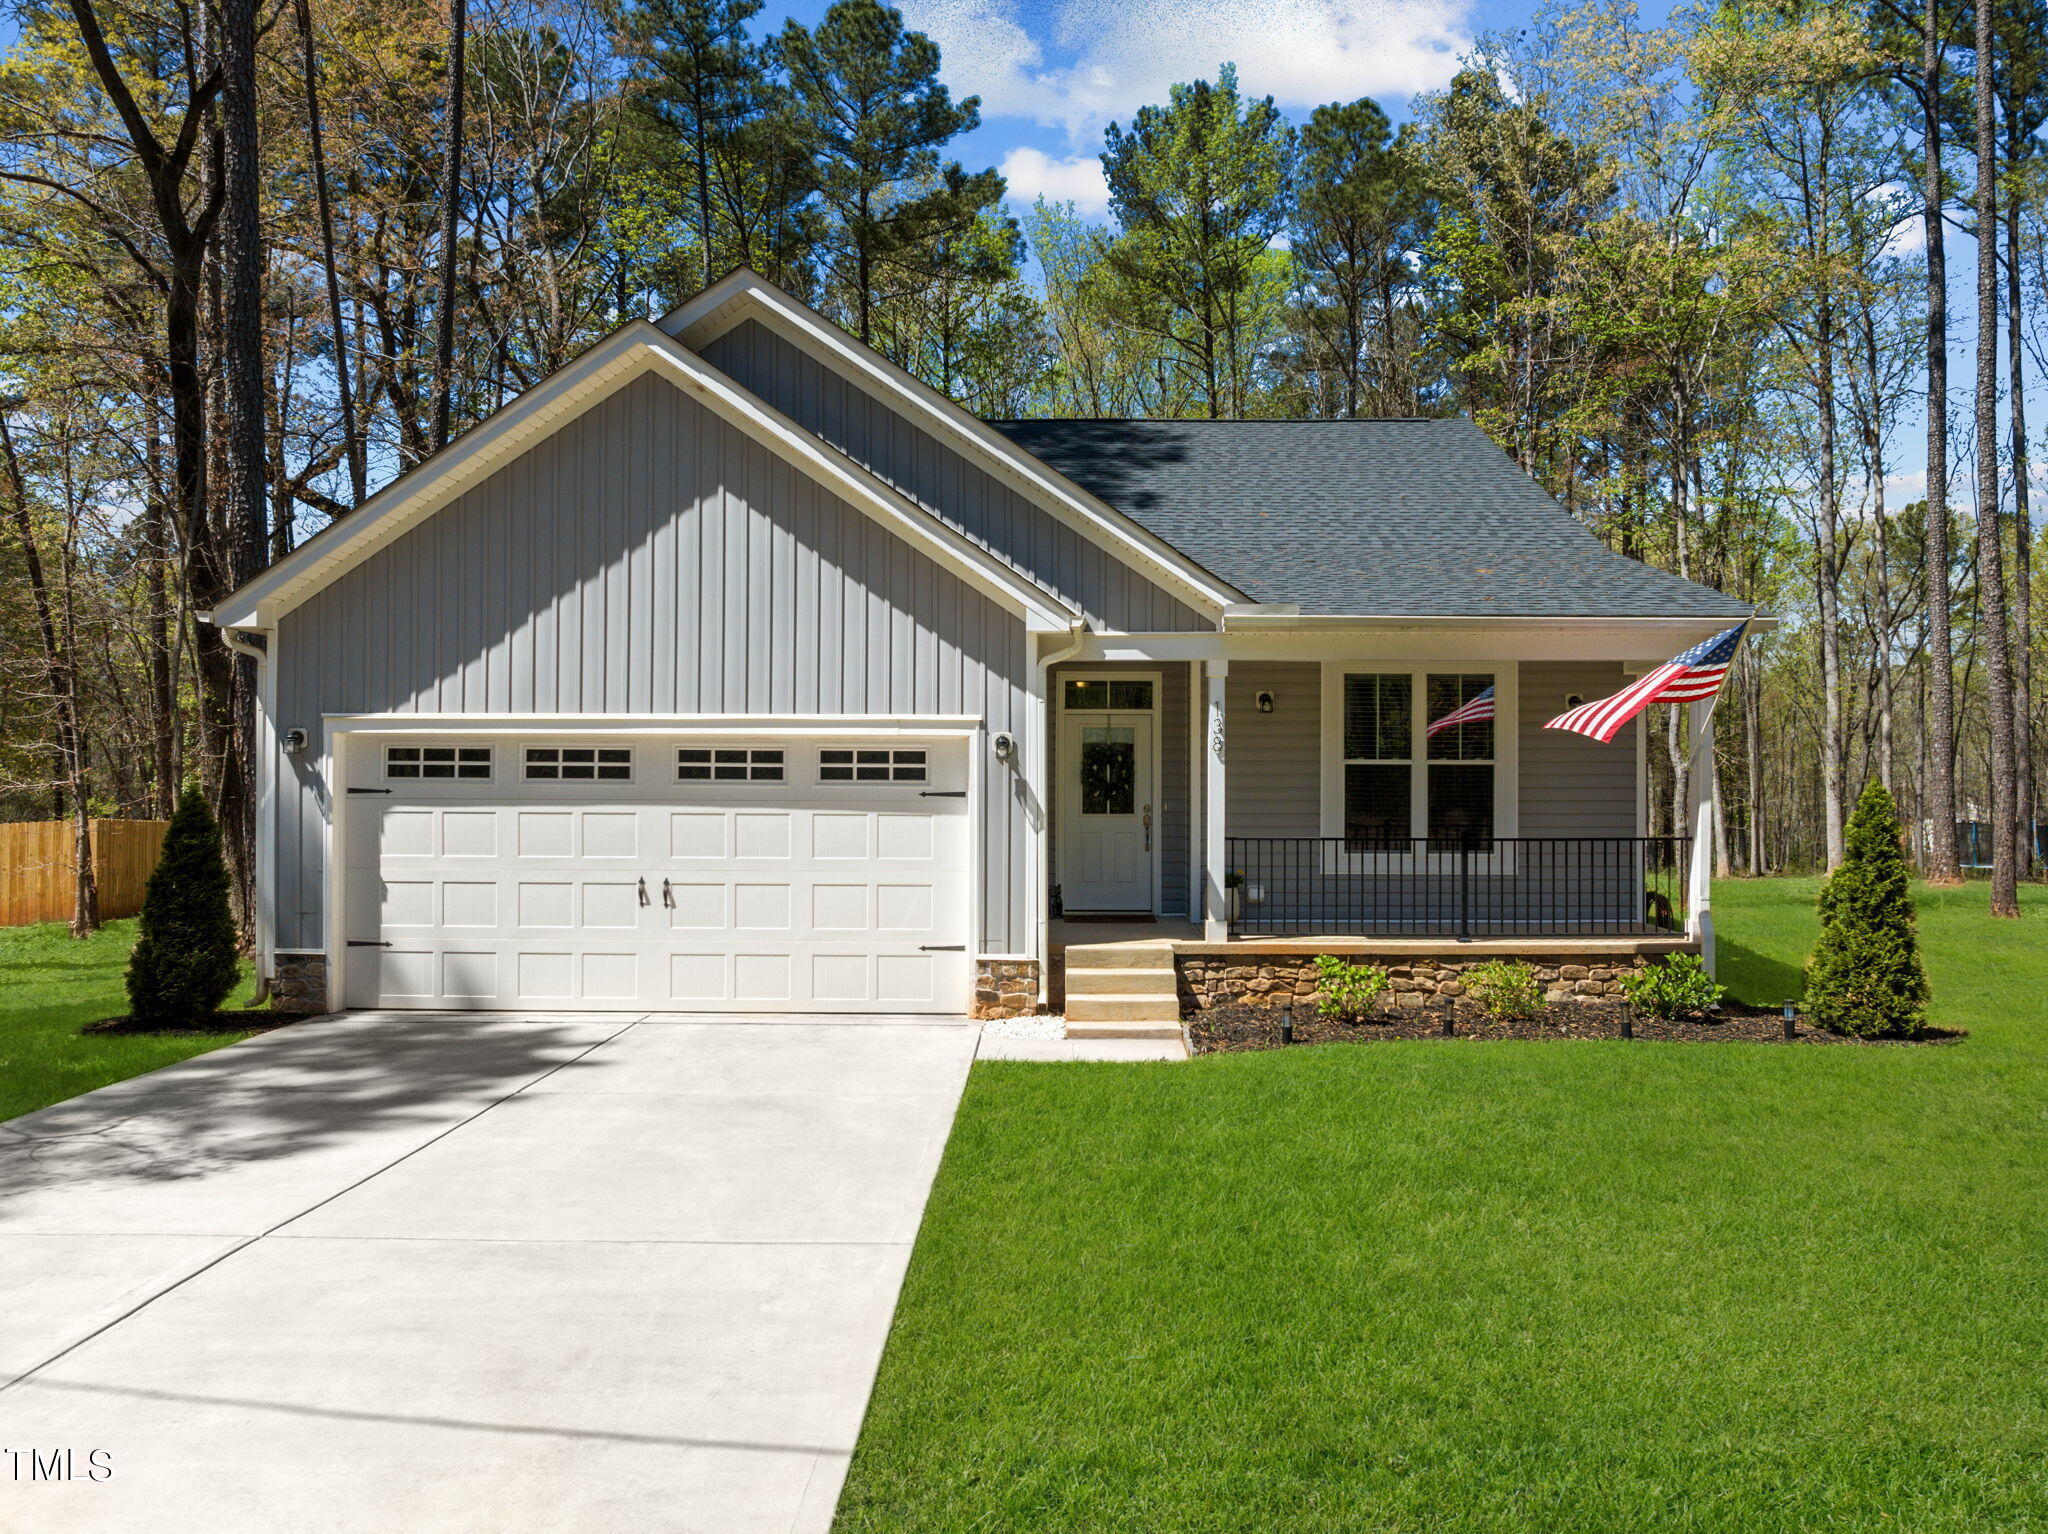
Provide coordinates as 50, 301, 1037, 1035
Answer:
1048, 920, 1696, 959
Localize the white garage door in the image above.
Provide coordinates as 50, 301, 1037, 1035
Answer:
341, 737, 971, 1013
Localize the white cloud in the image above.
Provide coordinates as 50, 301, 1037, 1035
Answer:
903, 0, 1473, 143
999, 147, 1113, 215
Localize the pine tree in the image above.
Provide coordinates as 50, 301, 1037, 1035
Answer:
126, 784, 242, 1026
1806, 780, 1932, 1036
777, 0, 1000, 344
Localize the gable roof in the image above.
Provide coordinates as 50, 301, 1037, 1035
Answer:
210, 322, 1080, 633
660, 271, 1245, 616
989, 417, 1755, 621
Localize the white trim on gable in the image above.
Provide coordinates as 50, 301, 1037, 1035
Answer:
209, 322, 1081, 634
660, 270, 1246, 618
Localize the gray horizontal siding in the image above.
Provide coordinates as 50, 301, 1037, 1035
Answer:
271, 370, 1030, 954
1218, 660, 1644, 927
701, 319, 1210, 634
1224, 662, 1321, 838
1519, 662, 1638, 836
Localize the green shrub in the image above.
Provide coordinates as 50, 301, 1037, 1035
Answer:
1618, 952, 1724, 1018
1806, 779, 1930, 1037
1464, 959, 1543, 1020
1312, 954, 1389, 1020
125, 783, 241, 1027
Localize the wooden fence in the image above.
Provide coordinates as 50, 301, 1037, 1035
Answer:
0, 818, 170, 927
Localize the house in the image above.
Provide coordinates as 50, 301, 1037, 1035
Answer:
208, 269, 1757, 1027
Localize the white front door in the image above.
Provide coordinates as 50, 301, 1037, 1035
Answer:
1056, 676, 1157, 913
341, 735, 971, 1013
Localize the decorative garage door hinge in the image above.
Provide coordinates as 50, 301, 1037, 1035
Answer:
918, 944, 966, 952
347, 787, 392, 795
346, 940, 392, 948
918, 789, 967, 798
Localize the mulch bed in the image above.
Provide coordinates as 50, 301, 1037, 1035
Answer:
1187, 1000, 1963, 1053
83, 1010, 302, 1037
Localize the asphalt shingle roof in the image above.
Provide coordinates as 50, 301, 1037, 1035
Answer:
987, 416, 1753, 620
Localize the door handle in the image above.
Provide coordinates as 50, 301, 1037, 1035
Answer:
638, 876, 649, 907
1143, 803, 1152, 852
661, 877, 674, 909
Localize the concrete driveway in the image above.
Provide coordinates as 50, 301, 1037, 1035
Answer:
0, 1012, 976, 1533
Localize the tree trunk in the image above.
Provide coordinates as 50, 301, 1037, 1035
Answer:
1973, 0, 2020, 917
297, 0, 364, 507
2008, 162, 2036, 876
432, 0, 469, 450
1921, 0, 1963, 882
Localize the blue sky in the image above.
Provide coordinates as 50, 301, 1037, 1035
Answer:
772, 0, 1577, 217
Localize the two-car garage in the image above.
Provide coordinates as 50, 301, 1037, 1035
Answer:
338, 734, 973, 1013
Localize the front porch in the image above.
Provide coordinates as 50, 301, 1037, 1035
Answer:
1043, 650, 1716, 959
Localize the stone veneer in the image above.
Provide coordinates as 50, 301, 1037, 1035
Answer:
270, 951, 330, 1015
972, 958, 1041, 1020
1178, 951, 1671, 1011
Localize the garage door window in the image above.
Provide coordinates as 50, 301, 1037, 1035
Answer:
820, 748, 927, 783
386, 745, 492, 780
678, 747, 784, 782
524, 746, 633, 782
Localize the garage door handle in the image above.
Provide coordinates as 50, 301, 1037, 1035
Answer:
638, 876, 650, 907
919, 790, 967, 798
919, 944, 965, 952
661, 877, 674, 908
347, 940, 391, 948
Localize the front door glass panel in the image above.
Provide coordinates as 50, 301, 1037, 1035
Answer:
1079, 727, 1136, 815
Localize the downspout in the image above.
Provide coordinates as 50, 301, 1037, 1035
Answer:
1032, 617, 1088, 1005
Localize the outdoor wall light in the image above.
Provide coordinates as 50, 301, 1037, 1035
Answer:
1256, 690, 1276, 714
1564, 693, 1586, 709
284, 728, 309, 755
992, 731, 1016, 764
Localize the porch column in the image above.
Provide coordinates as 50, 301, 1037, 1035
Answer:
1685, 696, 1717, 976
1203, 660, 1230, 941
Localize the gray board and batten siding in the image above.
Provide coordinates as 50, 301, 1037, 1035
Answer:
271, 370, 1038, 954
699, 319, 1214, 634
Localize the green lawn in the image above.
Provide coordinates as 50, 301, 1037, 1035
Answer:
837, 880, 2048, 1533
0, 919, 261, 1123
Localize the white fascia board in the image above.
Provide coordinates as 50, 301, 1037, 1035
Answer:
212, 322, 1078, 634
1069, 617, 1763, 664
661, 273, 1245, 616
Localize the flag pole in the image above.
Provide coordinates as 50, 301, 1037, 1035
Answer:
1685, 617, 1754, 975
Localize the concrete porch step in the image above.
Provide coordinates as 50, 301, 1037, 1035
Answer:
1066, 993, 1182, 1027
1062, 942, 1175, 970
1063, 966, 1177, 996
1064, 1016, 1186, 1040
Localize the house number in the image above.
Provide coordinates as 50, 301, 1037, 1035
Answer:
1210, 719, 1226, 762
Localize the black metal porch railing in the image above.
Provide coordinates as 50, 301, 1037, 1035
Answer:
1224, 837, 1689, 939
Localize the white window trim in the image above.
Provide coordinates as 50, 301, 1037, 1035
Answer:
815, 745, 930, 786
383, 742, 495, 783
1317, 661, 1519, 870
519, 742, 638, 785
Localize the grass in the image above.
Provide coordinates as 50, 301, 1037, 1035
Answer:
0, 919, 261, 1123
836, 880, 2048, 1533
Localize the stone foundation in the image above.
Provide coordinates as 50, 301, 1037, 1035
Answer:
972, 958, 1041, 1019
270, 951, 330, 1015
1178, 951, 1671, 1011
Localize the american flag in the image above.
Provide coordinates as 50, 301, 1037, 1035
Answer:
1545, 622, 1749, 743
1427, 685, 1496, 737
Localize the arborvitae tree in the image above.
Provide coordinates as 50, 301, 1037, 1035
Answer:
1806, 779, 1932, 1036
126, 783, 242, 1026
